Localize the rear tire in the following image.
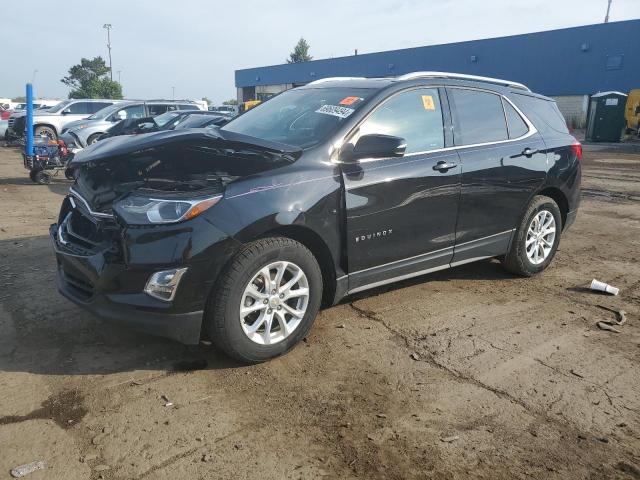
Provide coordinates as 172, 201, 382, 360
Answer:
34, 125, 57, 141
501, 195, 562, 277
206, 237, 323, 363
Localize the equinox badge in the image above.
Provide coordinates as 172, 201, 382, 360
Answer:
355, 229, 393, 243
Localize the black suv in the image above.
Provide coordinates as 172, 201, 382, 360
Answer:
51, 72, 581, 362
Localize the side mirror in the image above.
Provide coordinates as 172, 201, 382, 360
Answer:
61, 109, 71, 115
342, 134, 406, 162
117, 110, 127, 120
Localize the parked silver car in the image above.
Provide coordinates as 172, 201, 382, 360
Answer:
61, 101, 201, 147
7, 99, 125, 141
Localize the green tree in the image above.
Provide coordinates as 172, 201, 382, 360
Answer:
61, 56, 123, 99
222, 99, 238, 105
286, 38, 312, 63
12, 96, 26, 103
202, 96, 213, 106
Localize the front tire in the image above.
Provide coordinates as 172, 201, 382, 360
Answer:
87, 133, 101, 145
206, 237, 323, 363
501, 195, 562, 276
32, 169, 51, 185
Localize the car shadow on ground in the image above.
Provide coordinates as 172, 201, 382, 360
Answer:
0, 234, 515, 378
0, 175, 71, 196
346, 258, 514, 303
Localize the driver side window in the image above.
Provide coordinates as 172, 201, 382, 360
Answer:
357, 88, 444, 154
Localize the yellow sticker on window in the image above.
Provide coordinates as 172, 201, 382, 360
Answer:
421, 95, 435, 110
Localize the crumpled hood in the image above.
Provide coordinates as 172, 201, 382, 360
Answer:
69, 128, 302, 166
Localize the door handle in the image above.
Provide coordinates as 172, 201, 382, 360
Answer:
522, 147, 538, 157
432, 160, 458, 172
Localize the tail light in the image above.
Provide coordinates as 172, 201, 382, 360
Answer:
0, 111, 9, 120
570, 141, 582, 161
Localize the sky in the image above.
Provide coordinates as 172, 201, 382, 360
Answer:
1, 0, 638, 105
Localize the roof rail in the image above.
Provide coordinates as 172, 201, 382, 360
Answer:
307, 76, 367, 85
396, 71, 531, 92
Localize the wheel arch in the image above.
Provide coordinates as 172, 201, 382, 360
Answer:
260, 225, 337, 307
536, 186, 569, 230
33, 123, 58, 137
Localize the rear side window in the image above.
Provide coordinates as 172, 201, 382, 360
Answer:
109, 104, 145, 121
511, 94, 569, 134
503, 99, 529, 139
178, 104, 198, 110
357, 88, 445, 154
66, 102, 92, 114
88, 102, 112, 113
148, 104, 169, 116
448, 88, 508, 145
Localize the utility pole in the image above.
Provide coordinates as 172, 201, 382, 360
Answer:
172, 86, 175, 100
103, 24, 113, 80
117, 70, 121, 84
31, 69, 38, 84
604, 0, 612, 23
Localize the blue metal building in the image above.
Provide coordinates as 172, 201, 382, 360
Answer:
235, 20, 639, 125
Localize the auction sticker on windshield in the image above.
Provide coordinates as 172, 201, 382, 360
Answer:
421, 95, 435, 110
316, 104, 355, 119
339, 96, 362, 106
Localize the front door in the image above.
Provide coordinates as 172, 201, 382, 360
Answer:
342, 87, 461, 292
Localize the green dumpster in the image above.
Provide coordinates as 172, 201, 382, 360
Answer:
586, 91, 628, 142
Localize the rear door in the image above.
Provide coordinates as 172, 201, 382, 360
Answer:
343, 87, 461, 292
447, 87, 547, 265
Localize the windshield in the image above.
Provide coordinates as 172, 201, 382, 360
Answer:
153, 111, 184, 127
172, 114, 218, 130
47, 101, 73, 113
221, 87, 373, 148
88, 103, 132, 120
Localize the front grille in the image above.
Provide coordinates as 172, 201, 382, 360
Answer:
12, 116, 25, 134
56, 195, 121, 257
66, 212, 102, 249
60, 267, 94, 301
8, 117, 14, 127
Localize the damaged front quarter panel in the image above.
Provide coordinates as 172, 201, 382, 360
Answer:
52, 128, 304, 342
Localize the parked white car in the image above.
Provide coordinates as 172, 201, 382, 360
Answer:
6, 99, 125, 140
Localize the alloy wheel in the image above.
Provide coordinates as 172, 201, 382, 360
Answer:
239, 261, 310, 345
525, 210, 556, 265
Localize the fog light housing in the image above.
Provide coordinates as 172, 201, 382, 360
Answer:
144, 268, 188, 302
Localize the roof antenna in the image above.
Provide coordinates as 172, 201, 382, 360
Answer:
604, 0, 612, 23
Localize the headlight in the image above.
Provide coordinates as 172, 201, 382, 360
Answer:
77, 124, 88, 129
114, 195, 221, 224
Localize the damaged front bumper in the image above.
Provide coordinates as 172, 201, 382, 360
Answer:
50, 193, 240, 344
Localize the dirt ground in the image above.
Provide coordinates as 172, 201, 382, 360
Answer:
0, 145, 638, 480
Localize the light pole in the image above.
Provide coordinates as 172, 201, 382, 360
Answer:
172, 86, 175, 100
103, 23, 113, 80
604, 0, 612, 23
31, 69, 38, 84
117, 70, 122, 84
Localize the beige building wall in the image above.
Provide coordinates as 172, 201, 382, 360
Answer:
552, 95, 589, 129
